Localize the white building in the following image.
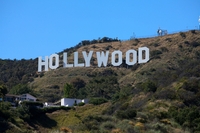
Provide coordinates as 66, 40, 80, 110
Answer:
61, 98, 88, 107
19, 93, 37, 102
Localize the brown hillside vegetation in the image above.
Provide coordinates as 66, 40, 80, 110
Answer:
31, 30, 200, 102
1, 30, 200, 133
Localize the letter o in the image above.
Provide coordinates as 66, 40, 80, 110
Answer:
49, 54, 59, 69
112, 51, 122, 66
126, 50, 137, 65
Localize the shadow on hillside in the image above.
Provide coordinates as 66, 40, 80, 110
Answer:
29, 114, 57, 129
0, 120, 10, 133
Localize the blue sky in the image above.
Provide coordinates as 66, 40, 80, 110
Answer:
0, 0, 200, 60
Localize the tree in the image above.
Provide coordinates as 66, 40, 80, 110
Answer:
63, 83, 77, 98
9, 84, 32, 95
70, 78, 86, 90
143, 81, 157, 92
0, 85, 8, 99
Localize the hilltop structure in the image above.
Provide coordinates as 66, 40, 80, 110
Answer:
157, 27, 168, 36
61, 98, 88, 107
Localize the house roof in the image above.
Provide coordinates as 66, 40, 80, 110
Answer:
5, 94, 20, 97
5, 93, 37, 99
21, 93, 37, 99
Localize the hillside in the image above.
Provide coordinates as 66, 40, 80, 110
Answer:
31, 30, 200, 102
1, 30, 200, 133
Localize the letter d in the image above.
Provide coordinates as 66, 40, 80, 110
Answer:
138, 47, 149, 63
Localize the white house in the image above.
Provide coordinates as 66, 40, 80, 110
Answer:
61, 98, 88, 107
19, 93, 37, 102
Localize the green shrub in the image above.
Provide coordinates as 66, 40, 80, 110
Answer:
81, 40, 90, 46
73, 102, 77, 106
165, 38, 172, 42
70, 77, 86, 90
152, 55, 161, 59
119, 86, 133, 100
126, 108, 137, 118
102, 103, 120, 115
9, 84, 33, 95
132, 43, 138, 46
131, 63, 140, 71
191, 41, 200, 47
16, 106, 31, 120
184, 41, 189, 45
119, 102, 129, 110
180, 32, 186, 38
182, 78, 200, 93
178, 44, 183, 48
100, 121, 115, 130
150, 50, 162, 57
83, 115, 111, 131
135, 39, 140, 42
77, 102, 85, 106
91, 39, 98, 44
155, 89, 176, 100
116, 120, 135, 132
153, 43, 159, 47
92, 45, 97, 48
144, 81, 157, 92
0, 84, 7, 97
190, 30, 196, 34
151, 122, 168, 133
178, 89, 197, 106
0, 102, 12, 120
85, 71, 119, 99
160, 47, 169, 52
168, 106, 200, 132
116, 108, 137, 119
40, 72, 44, 78
158, 111, 168, 119
136, 81, 157, 93
89, 97, 108, 105
105, 45, 112, 50
111, 92, 120, 102
84, 120, 99, 130
116, 110, 127, 119
21, 101, 43, 107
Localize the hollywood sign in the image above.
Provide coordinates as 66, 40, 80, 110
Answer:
38, 47, 149, 72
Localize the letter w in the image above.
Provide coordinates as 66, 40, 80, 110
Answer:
96, 51, 109, 67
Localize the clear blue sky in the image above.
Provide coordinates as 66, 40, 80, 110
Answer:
0, 0, 200, 60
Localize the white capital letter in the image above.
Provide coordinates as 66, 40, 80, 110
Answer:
74, 52, 84, 67
138, 47, 149, 63
112, 50, 122, 66
83, 51, 93, 67
49, 54, 59, 69
96, 51, 109, 67
38, 56, 49, 72
126, 50, 137, 65
63, 52, 73, 67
